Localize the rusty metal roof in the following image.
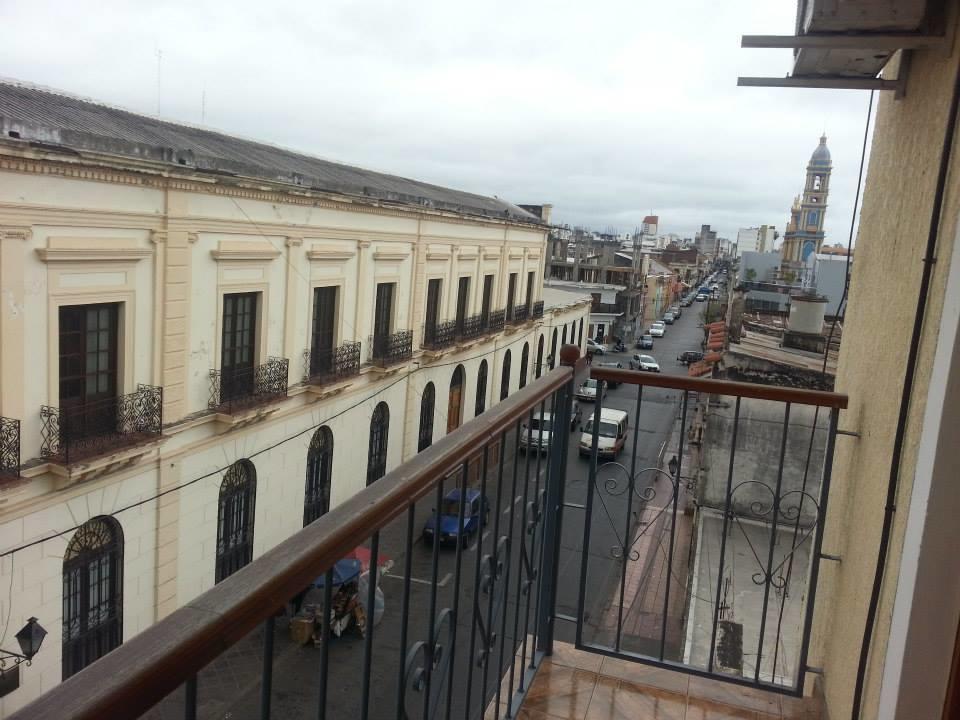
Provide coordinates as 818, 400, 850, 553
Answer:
0, 79, 539, 223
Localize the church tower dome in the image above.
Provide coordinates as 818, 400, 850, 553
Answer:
810, 134, 831, 168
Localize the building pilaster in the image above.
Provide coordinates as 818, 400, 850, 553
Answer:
0, 226, 31, 419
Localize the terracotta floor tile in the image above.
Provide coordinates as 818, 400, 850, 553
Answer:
687, 676, 781, 716
547, 642, 604, 673
684, 695, 779, 719
585, 676, 686, 720
597, 657, 690, 695
522, 664, 598, 720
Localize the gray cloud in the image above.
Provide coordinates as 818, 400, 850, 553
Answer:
0, 0, 873, 244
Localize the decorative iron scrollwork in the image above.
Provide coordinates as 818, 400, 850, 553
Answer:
475, 536, 510, 668
402, 608, 455, 720
593, 463, 678, 562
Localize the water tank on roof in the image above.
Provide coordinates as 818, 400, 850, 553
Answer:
788, 294, 827, 335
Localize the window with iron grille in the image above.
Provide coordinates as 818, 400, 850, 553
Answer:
448, 365, 465, 433
481, 275, 494, 326
424, 279, 442, 342
310, 287, 338, 377
62, 516, 123, 679
578, 318, 584, 346
367, 402, 390, 485
216, 460, 256, 583
525, 271, 534, 310
221, 293, 258, 403
475, 360, 488, 416
536, 336, 544, 378
506, 273, 517, 320
418, 384, 435, 452
456, 276, 470, 329
58, 303, 120, 441
304, 427, 333, 526
550, 328, 558, 369
500, 350, 511, 401
520, 343, 529, 389
374, 283, 394, 339
562, 324, 568, 346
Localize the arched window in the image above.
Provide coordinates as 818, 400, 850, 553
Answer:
519, 343, 529, 389
578, 318, 584, 346
550, 329, 558, 369
304, 427, 333, 526
475, 360, 488, 416
216, 460, 257, 583
367, 402, 390, 485
418, 383, 435, 452
500, 350, 512, 401
62, 516, 123, 679
536, 336, 544, 379
562, 324, 568, 346
448, 366, 465, 433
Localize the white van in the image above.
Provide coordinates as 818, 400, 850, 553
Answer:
578, 408, 629, 458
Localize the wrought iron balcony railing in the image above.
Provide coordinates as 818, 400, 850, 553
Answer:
209, 357, 289, 413
532, 300, 544, 319
485, 308, 506, 333
40, 385, 163, 465
369, 329, 413, 365
0, 416, 20, 479
302, 342, 362, 385
421, 320, 458, 351
456, 313, 484, 341
15, 350, 848, 720
510, 305, 529, 324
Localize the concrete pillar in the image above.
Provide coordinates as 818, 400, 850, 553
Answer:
282, 236, 305, 367
154, 458, 182, 619
0, 226, 30, 419
157, 225, 193, 424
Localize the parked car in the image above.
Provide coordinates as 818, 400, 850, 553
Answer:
636, 334, 654, 349
695, 294, 707, 302
670, 305, 682, 318
681, 296, 694, 307
585, 338, 606, 355
578, 408, 630, 458
595, 361, 623, 388
677, 350, 704, 365
649, 321, 666, 337
520, 407, 580, 452
422, 489, 488, 547
575, 378, 604, 402
663, 312, 675, 325
630, 354, 660, 372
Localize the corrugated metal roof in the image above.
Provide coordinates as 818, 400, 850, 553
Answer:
0, 79, 539, 223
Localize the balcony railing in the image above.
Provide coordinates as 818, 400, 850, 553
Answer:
40, 385, 163, 465
0, 416, 20, 479
369, 329, 413, 365
302, 342, 362, 385
485, 308, 506, 333
532, 300, 544, 319
509, 305, 529, 324
422, 320, 458, 351
209, 358, 289, 413
15, 350, 847, 720
456, 313, 484, 341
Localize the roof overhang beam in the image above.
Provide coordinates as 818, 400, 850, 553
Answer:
741, 33, 945, 50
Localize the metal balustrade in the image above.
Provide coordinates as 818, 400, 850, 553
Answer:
485, 309, 506, 333
532, 301, 544, 320
303, 342, 362, 385
370, 330, 414, 365
40, 385, 163, 465
15, 350, 848, 720
510, 305, 529, 324
422, 321, 458, 351
456, 314, 484, 341
209, 358, 289, 413
0, 416, 20, 478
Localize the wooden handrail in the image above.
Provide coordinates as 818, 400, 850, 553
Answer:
589, 366, 848, 409
13, 364, 575, 720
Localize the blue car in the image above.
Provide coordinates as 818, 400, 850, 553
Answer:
422, 489, 488, 546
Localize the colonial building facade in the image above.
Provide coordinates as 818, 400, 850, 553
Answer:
0, 81, 589, 712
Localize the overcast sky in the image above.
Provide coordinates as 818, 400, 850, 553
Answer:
1, 0, 874, 242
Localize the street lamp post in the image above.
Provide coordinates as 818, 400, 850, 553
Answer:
0, 618, 47, 674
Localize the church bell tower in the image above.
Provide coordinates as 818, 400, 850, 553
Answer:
781, 135, 832, 281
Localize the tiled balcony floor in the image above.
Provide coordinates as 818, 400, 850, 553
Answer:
514, 642, 820, 720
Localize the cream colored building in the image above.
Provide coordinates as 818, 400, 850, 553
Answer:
0, 81, 589, 712
742, 3, 960, 718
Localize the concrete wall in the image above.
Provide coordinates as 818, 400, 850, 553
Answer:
810, 43, 960, 720
813, 255, 849, 317
0, 149, 590, 713
737, 251, 781, 285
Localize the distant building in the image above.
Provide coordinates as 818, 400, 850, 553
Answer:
642, 215, 659, 236
780, 135, 832, 282
696, 224, 719, 257
813, 254, 850, 317
736, 225, 777, 256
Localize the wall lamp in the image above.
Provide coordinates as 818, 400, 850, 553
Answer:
0, 618, 47, 674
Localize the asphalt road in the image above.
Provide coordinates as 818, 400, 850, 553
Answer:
172, 304, 709, 720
